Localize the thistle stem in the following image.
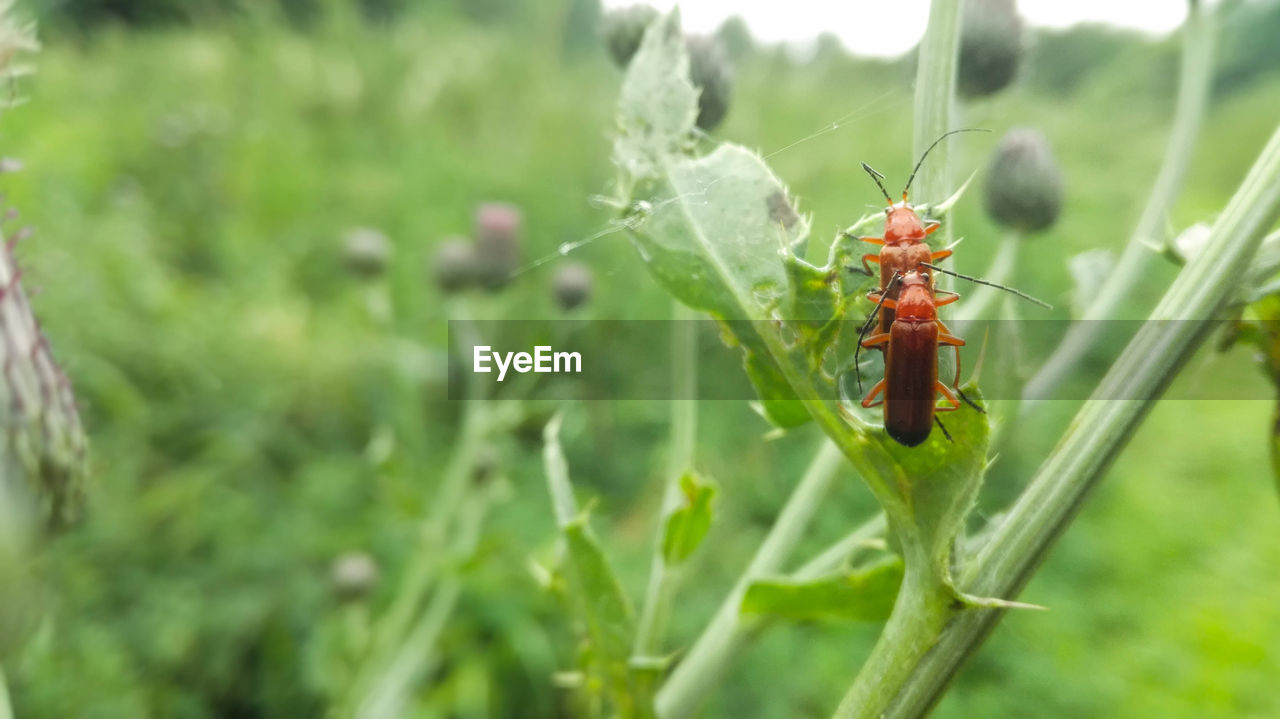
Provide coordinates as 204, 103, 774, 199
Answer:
349, 297, 490, 712
792, 513, 888, 580
656, 439, 845, 719
0, 664, 11, 719
633, 301, 699, 663
1021, 0, 1215, 407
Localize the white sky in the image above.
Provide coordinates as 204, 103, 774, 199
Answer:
603, 1, 1190, 57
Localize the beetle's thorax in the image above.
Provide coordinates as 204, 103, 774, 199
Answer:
893, 275, 937, 322
883, 204, 927, 246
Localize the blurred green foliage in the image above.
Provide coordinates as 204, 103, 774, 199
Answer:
0, 0, 1278, 717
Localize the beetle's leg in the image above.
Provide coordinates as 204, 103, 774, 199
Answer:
935, 381, 962, 411
859, 332, 890, 349
934, 415, 954, 442
861, 378, 887, 408
866, 293, 899, 309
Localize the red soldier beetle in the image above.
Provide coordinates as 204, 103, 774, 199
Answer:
851, 129, 988, 329
857, 270, 969, 446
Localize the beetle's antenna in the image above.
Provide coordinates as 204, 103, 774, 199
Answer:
854, 271, 902, 394
921, 262, 1052, 309
861, 162, 894, 206
902, 128, 991, 200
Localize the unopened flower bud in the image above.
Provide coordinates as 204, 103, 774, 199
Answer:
715, 16, 754, 61
983, 128, 1063, 234
686, 34, 732, 131
957, 0, 1024, 99
552, 261, 593, 311
343, 227, 391, 278
432, 237, 478, 294
474, 203, 522, 291
330, 551, 379, 601
600, 4, 658, 68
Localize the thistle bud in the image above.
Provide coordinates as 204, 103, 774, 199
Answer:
343, 227, 391, 278
330, 551, 380, 601
983, 128, 1063, 234
600, 4, 658, 68
685, 34, 733, 131
432, 236, 478, 294
552, 261, 593, 311
715, 16, 754, 61
474, 202, 522, 291
957, 0, 1024, 99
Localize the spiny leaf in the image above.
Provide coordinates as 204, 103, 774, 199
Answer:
871, 382, 990, 585
564, 518, 636, 669
632, 144, 806, 320
613, 9, 697, 182
626, 143, 827, 428
543, 415, 646, 716
740, 559, 904, 623
660, 472, 716, 564
784, 253, 845, 369
611, 10, 857, 431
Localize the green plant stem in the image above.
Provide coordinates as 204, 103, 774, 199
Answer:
656, 438, 845, 719
912, 0, 963, 239
0, 664, 11, 719
792, 513, 888, 580
821, 5, 970, 716
428, 298, 490, 528
357, 578, 461, 719
852, 122, 1280, 718
1022, 0, 1214, 407
354, 480, 499, 719
543, 413, 577, 523
350, 297, 490, 711
830, 562, 953, 719
633, 301, 699, 663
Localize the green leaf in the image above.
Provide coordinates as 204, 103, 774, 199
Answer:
741, 349, 811, 428
629, 141, 824, 427
617, 56, 843, 427
564, 518, 636, 671
784, 253, 846, 369
888, 383, 989, 582
839, 382, 991, 589
610, 9, 864, 431
1230, 294, 1280, 497
631, 144, 806, 320
542, 415, 647, 717
740, 559, 904, 623
610, 10, 993, 607
613, 9, 698, 182
660, 472, 716, 564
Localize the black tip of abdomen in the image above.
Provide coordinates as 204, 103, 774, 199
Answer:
887, 425, 930, 447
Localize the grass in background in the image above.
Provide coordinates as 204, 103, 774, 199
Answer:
2, 3, 1277, 716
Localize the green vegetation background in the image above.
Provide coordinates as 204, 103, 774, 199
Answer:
5, 0, 1279, 716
